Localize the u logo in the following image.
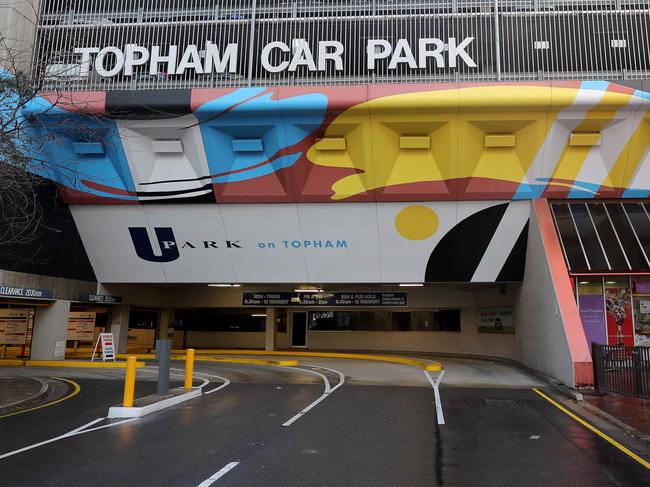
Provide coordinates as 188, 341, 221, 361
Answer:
128, 227, 180, 263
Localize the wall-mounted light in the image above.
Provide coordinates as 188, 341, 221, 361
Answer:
251, 313, 267, 317
399, 283, 423, 287
208, 284, 242, 287
294, 288, 324, 293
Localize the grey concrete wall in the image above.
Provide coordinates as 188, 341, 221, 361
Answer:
0, 0, 39, 72
31, 300, 71, 360
109, 304, 130, 354
0, 269, 96, 301
514, 206, 576, 386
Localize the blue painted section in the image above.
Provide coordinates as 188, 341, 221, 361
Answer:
623, 188, 650, 198
232, 138, 264, 152
195, 89, 327, 183
581, 80, 610, 91
73, 142, 105, 155
21, 99, 136, 200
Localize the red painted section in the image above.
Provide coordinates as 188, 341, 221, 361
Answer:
534, 199, 594, 387
40, 91, 106, 113
58, 185, 137, 205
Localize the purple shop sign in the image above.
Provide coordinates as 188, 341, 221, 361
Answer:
635, 280, 650, 294
578, 294, 607, 348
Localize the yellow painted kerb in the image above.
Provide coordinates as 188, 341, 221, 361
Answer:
26, 360, 146, 368
173, 349, 443, 372
532, 388, 650, 470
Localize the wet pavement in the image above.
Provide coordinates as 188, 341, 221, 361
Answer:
0, 373, 45, 409
586, 392, 650, 436
0, 360, 648, 486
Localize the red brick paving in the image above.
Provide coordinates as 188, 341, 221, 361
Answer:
586, 393, 650, 436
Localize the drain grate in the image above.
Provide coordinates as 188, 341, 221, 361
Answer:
483, 399, 520, 407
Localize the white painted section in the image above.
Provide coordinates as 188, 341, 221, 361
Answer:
107, 387, 202, 418
471, 201, 530, 282
514, 205, 576, 386
281, 365, 345, 426
423, 370, 445, 425
197, 462, 241, 486
0, 416, 136, 460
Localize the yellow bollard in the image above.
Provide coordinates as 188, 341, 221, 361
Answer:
184, 348, 195, 390
123, 356, 137, 407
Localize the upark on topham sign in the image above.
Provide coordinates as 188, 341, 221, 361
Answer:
73, 38, 477, 77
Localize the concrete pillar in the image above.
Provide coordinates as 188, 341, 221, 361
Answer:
108, 304, 130, 354
265, 307, 277, 351
31, 300, 71, 360
158, 308, 175, 348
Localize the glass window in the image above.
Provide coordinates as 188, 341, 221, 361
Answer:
571, 203, 608, 270
606, 204, 648, 269
307, 310, 461, 332
588, 203, 629, 271
552, 203, 588, 271
175, 308, 265, 332
623, 203, 650, 264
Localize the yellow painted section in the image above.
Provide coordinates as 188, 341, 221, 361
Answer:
532, 388, 650, 470
0, 359, 25, 366
184, 348, 195, 389
0, 377, 81, 419
484, 134, 516, 147
188, 356, 300, 367
123, 357, 137, 407
316, 137, 346, 151
399, 136, 431, 149
614, 113, 650, 191
569, 133, 601, 146
394, 205, 439, 240
173, 349, 443, 372
549, 91, 631, 186
26, 360, 145, 368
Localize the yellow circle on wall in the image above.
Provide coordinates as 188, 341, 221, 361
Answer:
395, 205, 439, 240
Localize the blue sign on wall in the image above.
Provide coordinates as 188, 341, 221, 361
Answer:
0, 286, 53, 299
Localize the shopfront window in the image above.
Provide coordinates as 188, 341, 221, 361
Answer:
307, 310, 461, 332
577, 278, 606, 348
604, 277, 634, 346
176, 308, 266, 332
632, 277, 650, 346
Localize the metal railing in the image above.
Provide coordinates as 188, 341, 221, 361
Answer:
33, 0, 650, 91
593, 343, 650, 399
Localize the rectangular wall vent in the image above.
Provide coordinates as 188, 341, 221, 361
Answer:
484, 134, 516, 147
232, 139, 264, 152
570, 133, 601, 147
317, 137, 347, 151
399, 136, 431, 149
151, 140, 183, 153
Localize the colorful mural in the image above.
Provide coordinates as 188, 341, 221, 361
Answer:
9, 79, 650, 203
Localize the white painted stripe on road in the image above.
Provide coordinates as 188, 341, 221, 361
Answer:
424, 370, 446, 425
281, 365, 345, 427
197, 461, 240, 486
170, 367, 231, 394
76, 418, 138, 435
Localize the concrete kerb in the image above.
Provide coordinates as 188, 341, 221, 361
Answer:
25, 360, 146, 369
107, 387, 203, 419
0, 374, 49, 412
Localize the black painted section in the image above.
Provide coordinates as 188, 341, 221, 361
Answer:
0, 177, 96, 281
497, 221, 530, 282
425, 203, 509, 282
105, 90, 192, 119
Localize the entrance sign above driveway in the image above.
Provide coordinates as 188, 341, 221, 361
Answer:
242, 292, 407, 307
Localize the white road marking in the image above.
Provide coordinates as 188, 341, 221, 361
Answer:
0, 416, 137, 460
423, 370, 446, 425
75, 418, 139, 435
281, 365, 345, 427
169, 367, 231, 394
197, 461, 240, 486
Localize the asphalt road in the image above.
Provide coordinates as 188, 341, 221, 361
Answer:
0, 361, 648, 486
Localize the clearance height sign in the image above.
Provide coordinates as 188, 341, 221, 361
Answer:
0, 309, 29, 345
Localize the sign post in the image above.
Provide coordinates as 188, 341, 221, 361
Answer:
91, 333, 116, 362
155, 339, 172, 395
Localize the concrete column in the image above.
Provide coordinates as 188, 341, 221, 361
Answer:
108, 304, 130, 354
31, 300, 71, 360
158, 308, 175, 347
265, 307, 278, 351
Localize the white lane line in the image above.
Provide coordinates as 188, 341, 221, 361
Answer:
281, 365, 345, 427
77, 418, 138, 435
169, 368, 231, 394
424, 370, 446, 425
0, 416, 118, 461
197, 461, 240, 486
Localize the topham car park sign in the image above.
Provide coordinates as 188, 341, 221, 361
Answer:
71, 37, 477, 78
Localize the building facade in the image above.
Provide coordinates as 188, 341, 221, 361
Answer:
3, 0, 650, 387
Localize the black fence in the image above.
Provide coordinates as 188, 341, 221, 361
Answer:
593, 344, 650, 400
